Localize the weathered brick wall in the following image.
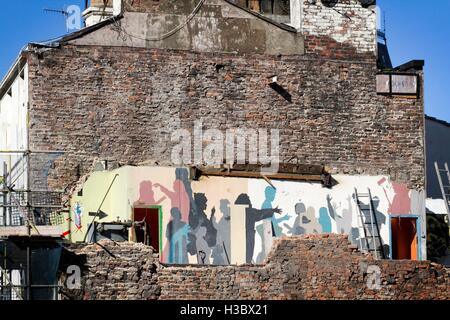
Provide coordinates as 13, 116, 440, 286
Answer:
61, 242, 161, 300
302, 0, 377, 57
27, 45, 424, 191
64, 235, 449, 300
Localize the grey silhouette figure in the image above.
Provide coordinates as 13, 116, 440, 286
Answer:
193, 193, 217, 247
196, 227, 210, 264
234, 193, 281, 264
284, 202, 307, 236
211, 199, 231, 264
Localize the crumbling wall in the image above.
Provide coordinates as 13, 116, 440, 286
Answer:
63, 235, 449, 300
302, 0, 377, 57
27, 45, 425, 192
61, 242, 161, 300
73, 0, 304, 55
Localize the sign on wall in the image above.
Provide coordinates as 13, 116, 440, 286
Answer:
376, 73, 419, 97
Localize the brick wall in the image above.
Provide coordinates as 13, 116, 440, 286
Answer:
302, 0, 377, 57
27, 45, 424, 191
61, 242, 161, 300
63, 235, 449, 300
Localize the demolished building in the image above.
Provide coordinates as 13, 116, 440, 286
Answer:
0, 0, 447, 300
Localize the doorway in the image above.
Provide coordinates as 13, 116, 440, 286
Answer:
390, 216, 419, 260
133, 207, 161, 253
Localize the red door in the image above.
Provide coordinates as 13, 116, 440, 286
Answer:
133, 208, 160, 253
391, 217, 418, 260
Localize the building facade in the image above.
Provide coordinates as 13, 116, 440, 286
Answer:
1, 0, 427, 269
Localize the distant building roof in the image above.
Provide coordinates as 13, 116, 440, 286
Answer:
426, 115, 450, 128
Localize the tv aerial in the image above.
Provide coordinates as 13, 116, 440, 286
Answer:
43, 6, 82, 32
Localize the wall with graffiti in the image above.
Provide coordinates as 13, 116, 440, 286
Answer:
67, 166, 426, 264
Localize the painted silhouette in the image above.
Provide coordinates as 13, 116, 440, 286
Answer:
318, 207, 332, 233
174, 168, 199, 257
166, 207, 189, 264
194, 193, 217, 247
284, 202, 306, 235
341, 195, 353, 232
303, 207, 321, 234
378, 177, 411, 214
255, 186, 290, 263
211, 199, 231, 264
211, 244, 226, 265
262, 186, 290, 236
134, 181, 166, 206
326, 194, 336, 220
183, 193, 218, 263
196, 226, 210, 264
234, 193, 281, 264
154, 180, 190, 222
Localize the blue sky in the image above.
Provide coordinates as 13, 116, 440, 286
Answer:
378, 0, 450, 121
0, 0, 449, 121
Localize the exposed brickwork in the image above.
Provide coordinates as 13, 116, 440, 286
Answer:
302, 0, 377, 56
64, 235, 449, 300
61, 242, 161, 300
27, 45, 424, 191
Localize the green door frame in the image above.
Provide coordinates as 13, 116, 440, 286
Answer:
133, 205, 163, 254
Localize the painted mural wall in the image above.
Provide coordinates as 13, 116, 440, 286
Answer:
67, 166, 426, 264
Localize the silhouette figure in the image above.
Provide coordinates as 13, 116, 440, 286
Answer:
318, 207, 332, 233
166, 207, 189, 264
378, 177, 411, 214
154, 180, 190, 222
284, 202, 306, 235
193, 193, 217, 247
211, 199, 231, 264
255, 186, 290, 263
134, 181, 166, 206
234, 193, 281, 264
196, 227, 210, 264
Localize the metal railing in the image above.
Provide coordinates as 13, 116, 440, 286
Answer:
0, 190, 65, 227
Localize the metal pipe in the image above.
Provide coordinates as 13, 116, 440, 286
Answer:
26, 244, 30, 300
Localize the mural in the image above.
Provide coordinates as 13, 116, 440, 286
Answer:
68, 166, 425, 265
211, 199, 231, 264
74, 202, 83, 231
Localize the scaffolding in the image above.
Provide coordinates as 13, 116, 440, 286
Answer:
0, 150, 66, 231
0, 149, 66, 300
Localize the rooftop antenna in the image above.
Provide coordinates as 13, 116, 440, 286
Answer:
43, 7, 70, 32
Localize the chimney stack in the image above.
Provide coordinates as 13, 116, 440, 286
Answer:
83, 0, 122, 27
289, 0, 302, 31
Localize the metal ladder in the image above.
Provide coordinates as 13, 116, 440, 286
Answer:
354, 188, 385, 259
434, 162, 450, 227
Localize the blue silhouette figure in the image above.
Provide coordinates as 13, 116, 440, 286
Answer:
318, 207, 332, 233
166, 207, 189, 264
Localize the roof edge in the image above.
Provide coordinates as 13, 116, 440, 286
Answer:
0, 52, 27, 100
425, 115, 450, 128
1, 15, 124, 99
29, 14, 124, 49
